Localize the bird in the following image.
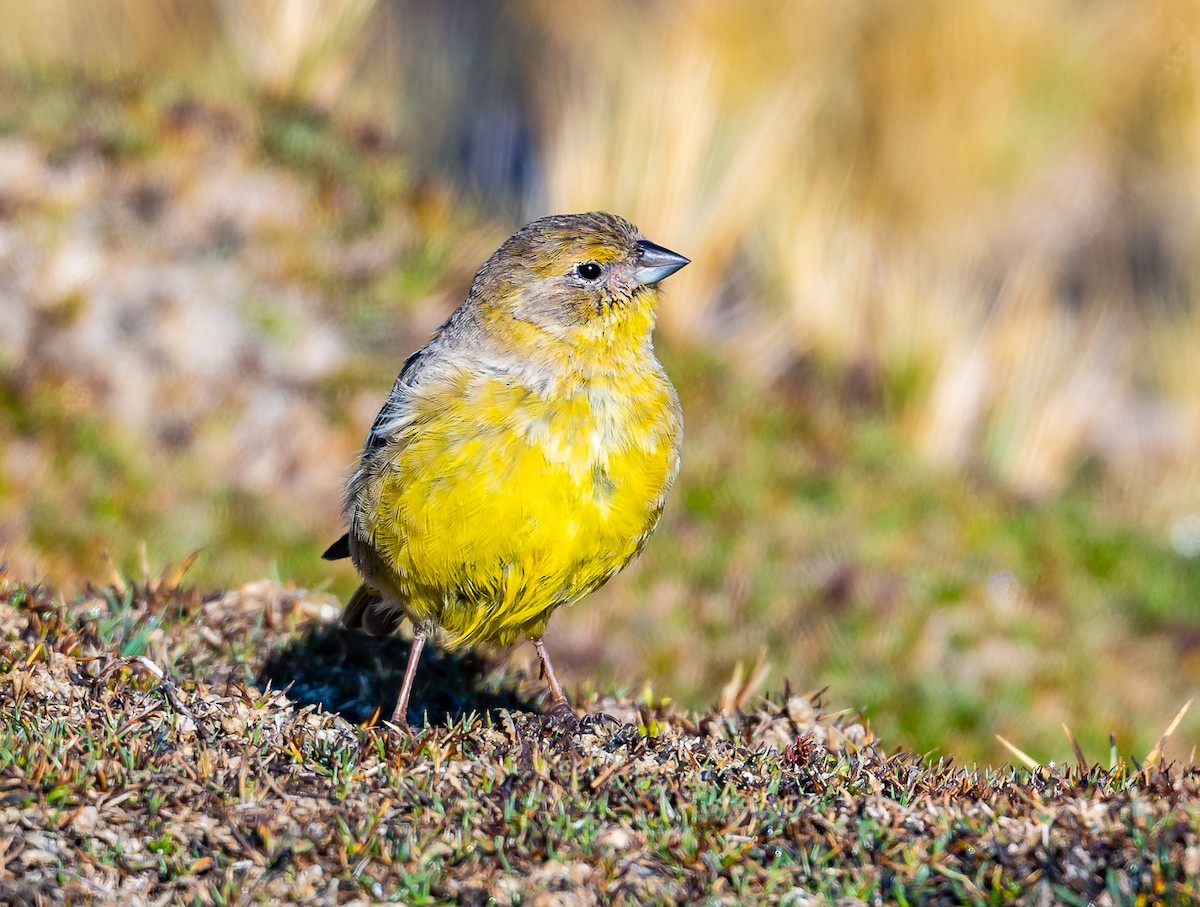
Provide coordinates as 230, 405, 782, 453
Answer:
323, 211, 689, 728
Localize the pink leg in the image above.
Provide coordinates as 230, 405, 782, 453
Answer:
533, 637, 577, 725
390, 627, 427, 727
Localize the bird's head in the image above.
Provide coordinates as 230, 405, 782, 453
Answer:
470, 212, 689, 348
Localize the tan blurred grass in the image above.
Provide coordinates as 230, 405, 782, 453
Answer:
214, 0, 376, 105
4, 0, 1199, 526
532, 0, 1200, 524
2, 1, 1200, 511
4, 1, 1199, 505
0, 1, 215, 75
0, 0, 379, 108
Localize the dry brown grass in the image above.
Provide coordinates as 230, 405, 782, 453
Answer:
214, 0, 377, 105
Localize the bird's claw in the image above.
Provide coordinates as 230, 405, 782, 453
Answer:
548, 699, 581, 732
375, 718, 418, 750
579, 712, 624, 734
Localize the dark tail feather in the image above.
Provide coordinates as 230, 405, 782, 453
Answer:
342, 583, 380, 629
322, 533, 351, 561
342, 583, 403, 636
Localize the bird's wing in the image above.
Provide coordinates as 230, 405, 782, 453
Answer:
362, 345, 439, 456
323, 346, 437, 562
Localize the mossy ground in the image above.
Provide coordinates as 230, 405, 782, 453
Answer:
2, 579, 1197, 905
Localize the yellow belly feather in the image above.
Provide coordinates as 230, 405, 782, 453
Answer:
363, 364, 680, 647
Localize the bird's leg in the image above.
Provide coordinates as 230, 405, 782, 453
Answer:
533, 637, 578, 728
391, 626, 427, 728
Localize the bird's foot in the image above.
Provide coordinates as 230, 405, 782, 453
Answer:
373, 717, 419, 751
548, 698, 581, 733
579, 712, 624, 734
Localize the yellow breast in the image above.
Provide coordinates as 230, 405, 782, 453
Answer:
362, 357, 681, 647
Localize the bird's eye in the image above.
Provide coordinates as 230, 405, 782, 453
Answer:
576, 262, 603, 281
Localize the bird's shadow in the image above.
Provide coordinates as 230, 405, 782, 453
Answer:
257, 621, 542, 727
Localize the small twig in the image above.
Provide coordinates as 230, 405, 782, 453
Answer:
996, 734, 1040, 772
158, 674, 210, 741
155, 548, 203, 593
1061, 723, 1088, 773
718, 648, 771, 714
133, 655, 164, 681
1144, 698, 1192, 772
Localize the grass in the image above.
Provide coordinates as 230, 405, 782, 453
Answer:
1, 578, 1198, 905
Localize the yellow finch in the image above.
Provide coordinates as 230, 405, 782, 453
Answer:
323, 212, 688, 727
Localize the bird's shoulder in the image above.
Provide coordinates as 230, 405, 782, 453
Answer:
359, 311, 488, 452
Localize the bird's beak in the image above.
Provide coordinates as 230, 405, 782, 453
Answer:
634, 239, 690, 285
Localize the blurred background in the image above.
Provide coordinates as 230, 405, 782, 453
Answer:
1, 0, 1199, 764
